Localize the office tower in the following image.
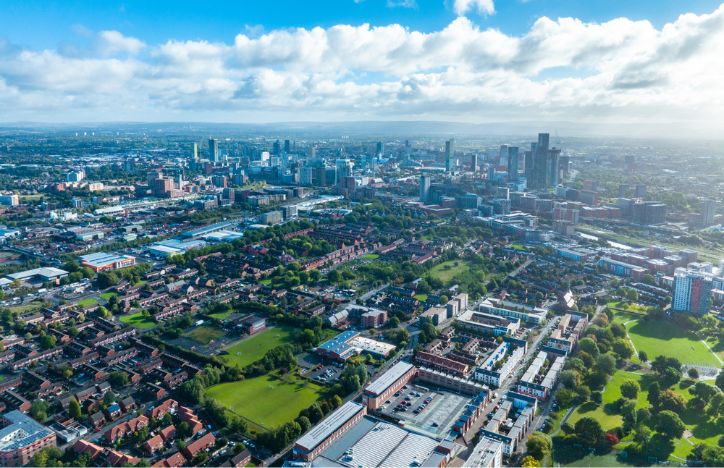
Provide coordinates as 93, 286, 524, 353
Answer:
308, 146, 317, 160
632, 201, 667, 225
209, 138, 220, 163
336, 159, 353, 178
419, 175, 431, 203
531, 133, 550, 189
524, 149, 534, 182
672, 268, 712, 315
498, 145, 509, 167
470, 154, 478, 173
284, 139, 291, 154
273, 139, 281, 156
192, 143, 198, 161
701, 199, 716, 227
445, 139, 455, 172
507, 146, 519, 182
635, 184, 647, 198
558, 155, 570, 179
375, 141, 384, 157
548, 148, 561, 187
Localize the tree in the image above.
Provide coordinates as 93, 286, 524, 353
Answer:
656, 410, 685, 439
574, 417, 604, 446
559, 370, 580, 389
648, 382, 661, 407
658, 390, 686, 414
69, 398, 82, 418
526, 432, 552, 461
555, 388, 577, 408
109, 371, 129, 388
612, 339, 634, 359
594, 354, 616, 376
638, 350, 648, 362
39, 334, 57, 350
30, 400, 49, 422
716, 371, 724, 392
579, 337, 599, 358
620, 380, 640, 400
691, 382, 718, 400
688, 368, 700, 379
521, 455, 542, 467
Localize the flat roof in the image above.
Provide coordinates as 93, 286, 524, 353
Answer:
364, 361, 414, 396
80, 252, 135, 267
296, 402, 365, 452
7, 267, 68, 280
0, 410, 54, 451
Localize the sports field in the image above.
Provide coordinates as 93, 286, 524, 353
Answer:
221, 326, 294, 368
119, 312, 155, 329
207, 373, 323, 430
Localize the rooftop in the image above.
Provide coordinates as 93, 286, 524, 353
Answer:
0, 410, 54, 451
296, 402, 365, 452
364, 361, 414, 396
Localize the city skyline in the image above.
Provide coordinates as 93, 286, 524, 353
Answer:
0, 1, 723, 137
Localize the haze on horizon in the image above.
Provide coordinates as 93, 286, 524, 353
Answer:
0, 0, 723, 139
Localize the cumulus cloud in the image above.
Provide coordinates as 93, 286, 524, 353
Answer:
0, 3, 722, 132
97, 30, 145, 56
453, 0, 495, 16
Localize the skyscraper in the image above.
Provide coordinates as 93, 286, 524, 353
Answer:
507, 146, 519, 182
498, 145, 509, 167
209, 138, 220, 163
445, 139, 455, 172
375, 141, 384, 157
192, 143, 198, 161
284, 139, 291, 154
548, 148, 561, 187
273, 139, 281, 156
700, 199, 716, 227
470, 154, 478, 173
419, 175, 431, 203
672, 268, 712, 315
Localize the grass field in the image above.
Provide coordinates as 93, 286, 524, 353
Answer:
7, 301, 45, 314
77, 297, 98, 308
100, 291, 118, 301
362, 253, 380, 260
207, 373, 324, 430
184, 325, 225, 344
625, 318, 718, 366
428, 260, 471, 284
413, 293, 428, 302
221, 327, 294, 368
120, 312, 156, 329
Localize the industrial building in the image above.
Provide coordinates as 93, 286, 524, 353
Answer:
363, 361, 417, 410
292, 402, 367, 462
80, 252, 137, 272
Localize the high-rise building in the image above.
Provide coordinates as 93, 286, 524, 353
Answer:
445, 139, 455, 173
209, 138, 220, 163
700, 199, 716, 227
507, 146, 519, 182
375, 141, 384, 157
284, 139, 291, 154
632, 201, 667, 225
524, 147, 534, 182
548, 148, 561, 187
470, 154, 478, 173
192, 143, 198, 161
419, 175, 431, 203
273, 139, 281, 156
498, 145, 509, 167
672, 268, 712, 315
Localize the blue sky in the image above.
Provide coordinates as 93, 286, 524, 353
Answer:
3, 0, 721, 48
0, 0, 722, 136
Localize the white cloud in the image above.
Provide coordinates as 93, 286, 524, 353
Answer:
97, 30, 145, 56
387, 0, 417, 8
453, 0, 495, 16
0, 4, 722, 135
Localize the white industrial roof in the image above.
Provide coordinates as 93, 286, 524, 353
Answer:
296, 402, 365, 452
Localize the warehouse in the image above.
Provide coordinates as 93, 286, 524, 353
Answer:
293, 402, 367, 462
80, 252, 137, 272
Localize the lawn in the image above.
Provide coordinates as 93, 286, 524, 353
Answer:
100, 291, 118, 301
428, 260, 471, 284
413, 293, 428, 302
221, 327, 295, 368
76, 297, 98, 308
207, 373, 324, 430
625, 318, 719, 366
119, 312, 156, 329
8, 301, 45, 314
565, 452, 627, 467
569, 370, 649, 431
362, 253, 380, 260
184, 325, 225, 344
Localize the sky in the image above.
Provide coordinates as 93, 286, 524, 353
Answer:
0, 0, 723, 136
